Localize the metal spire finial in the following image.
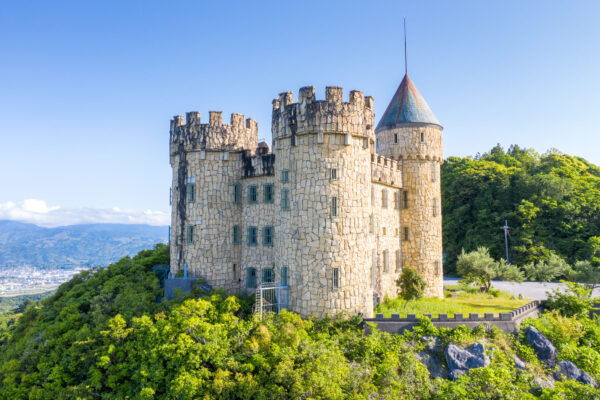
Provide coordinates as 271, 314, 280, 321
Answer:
404, 17, 408, 75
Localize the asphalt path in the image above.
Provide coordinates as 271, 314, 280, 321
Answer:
443, 277, 600, 300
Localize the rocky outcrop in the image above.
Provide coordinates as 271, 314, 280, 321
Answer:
554, 360, 596, 387
523, 326, 557, 368
444, 343, 490, 380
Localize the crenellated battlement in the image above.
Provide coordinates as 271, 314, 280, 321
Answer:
170, 111, 258, 156
272, 86, 375, 141
371, 154, 402, 188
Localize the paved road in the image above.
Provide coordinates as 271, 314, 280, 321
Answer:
443, 277, 600, 300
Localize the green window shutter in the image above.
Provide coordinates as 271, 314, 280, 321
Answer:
186, 183, 195, 203
247, 268, 256, 288
262, 227, 273, 246
262, 268, 273, 283
281, 170, 289, 183
186, 225, 194, 244
281, 266, 288, 286
248, 186, 257, 204
234, 183, 241, 204
233, 225, 240, 244
263, 184, 274, 203
281, 189, 289, 210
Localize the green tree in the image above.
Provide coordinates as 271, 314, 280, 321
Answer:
522, 253, 571, 282
457, 247, 524, 292
396, 267, 426, 308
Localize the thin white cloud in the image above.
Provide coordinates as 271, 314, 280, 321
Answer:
0, 199, 169, 227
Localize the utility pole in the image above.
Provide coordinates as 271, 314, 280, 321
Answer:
501, 220, 510, 264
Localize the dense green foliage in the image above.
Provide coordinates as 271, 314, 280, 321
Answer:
396, 266, 426, 308
0, 291, 54, 313
456, 247, 523, 291
0, 245, 599, 399
442, 145, 600, 274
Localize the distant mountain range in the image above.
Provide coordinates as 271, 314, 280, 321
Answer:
0, 220, 168, 267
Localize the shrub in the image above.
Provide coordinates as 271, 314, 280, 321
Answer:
396, 267, 426, 308
546, 281, 595, 318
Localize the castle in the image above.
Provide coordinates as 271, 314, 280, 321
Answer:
169, 74, 443, 318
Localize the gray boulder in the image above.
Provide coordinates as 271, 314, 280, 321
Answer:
523, 326, 557, 368
554, 360, 596, 387
513, 356, 526, 371
444, 343, 490, 380
449, 369, 467, 380
421, 336, 442, 352
417, 351, 445, 379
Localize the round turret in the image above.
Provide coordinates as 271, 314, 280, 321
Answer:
375, 74, 444, 298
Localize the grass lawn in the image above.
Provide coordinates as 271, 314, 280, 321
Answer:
375, 285, 530, 318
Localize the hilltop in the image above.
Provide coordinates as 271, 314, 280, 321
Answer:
0, 245, 598, 398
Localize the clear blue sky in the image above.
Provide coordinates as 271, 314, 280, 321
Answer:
1, 0, 599, 225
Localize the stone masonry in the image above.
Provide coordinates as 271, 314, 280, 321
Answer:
170, 76, 444, 318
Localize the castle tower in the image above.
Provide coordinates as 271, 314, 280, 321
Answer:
169, 111, 258, 289
375, 74, 444, 298
272, 86, 376, 317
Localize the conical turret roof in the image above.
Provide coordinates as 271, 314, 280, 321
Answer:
376, 74, 440, 129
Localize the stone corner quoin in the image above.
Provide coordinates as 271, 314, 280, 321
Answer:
168, 75, 444, 318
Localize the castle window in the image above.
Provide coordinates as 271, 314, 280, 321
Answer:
420, 132, 425, 142
329, 168, 338, 180
394, 192, 399, 209
432, 198, 438, 217
396, 250, 402, 271
382, 189, 388, 208
281, 188, 290, 210
262, 268, 273, 283
263, 184, 274, 203
394, 134, 398, 144
330, 197, 338, 217
383, 250, 389, 273
233, 225, 241, 244
403, 190, 409, 209
332, 268, 341, 290
234, 183, 242, 204
281, 266, 288, 286
403, 227, 410, 241
281, 169, 289, 183
185, 225, 194, 244
382, 227, 387, 236
248, 185, 258, 204
262, 226, 273, 246
432, 163, 438, 182
186, 182, 195, 203
247, 227, 258, 246
247, 268, 257, 288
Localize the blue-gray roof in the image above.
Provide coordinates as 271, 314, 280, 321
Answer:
376, 74, 440, 129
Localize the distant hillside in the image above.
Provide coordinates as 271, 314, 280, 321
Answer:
0, 220, 168, 267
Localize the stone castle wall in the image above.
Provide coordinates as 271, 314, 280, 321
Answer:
169, 85, 444, 317
376, 123, 444, 297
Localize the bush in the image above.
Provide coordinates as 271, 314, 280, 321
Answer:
546, 281, 595, 318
